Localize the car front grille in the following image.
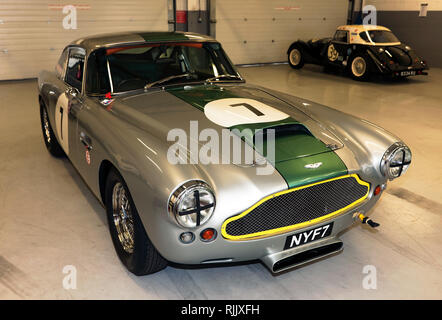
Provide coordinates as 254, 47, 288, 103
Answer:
221, 174, 369, 240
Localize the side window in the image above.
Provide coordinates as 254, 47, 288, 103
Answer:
333, 30, 348, 43
65, 47, 86, 92
359, 32, 369, 42
183, 46, 214, 77
86, 49, 111, 95
55, 48, 68, 79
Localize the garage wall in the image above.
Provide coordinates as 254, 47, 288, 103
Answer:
356, 0, 442, 67
215, 0, 349, 64
0, 0, 168, 80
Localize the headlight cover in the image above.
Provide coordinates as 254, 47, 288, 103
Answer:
380, 142, 412, 180
168, 180, 216, 228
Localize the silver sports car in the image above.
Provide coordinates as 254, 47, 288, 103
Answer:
38, 31, 411, 275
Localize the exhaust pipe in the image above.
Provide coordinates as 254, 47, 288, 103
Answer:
261, 237, 343, 273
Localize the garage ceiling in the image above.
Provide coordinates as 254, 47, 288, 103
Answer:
216, 0, 348, 64
0, 0, 168, 80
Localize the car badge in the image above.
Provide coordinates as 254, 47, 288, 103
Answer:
304, 162, 323, 169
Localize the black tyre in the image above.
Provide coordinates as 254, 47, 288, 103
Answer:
40, 101, 65, 157
288, 46, 305, 69
105, 168, 167, 275
349, 54, 370, 81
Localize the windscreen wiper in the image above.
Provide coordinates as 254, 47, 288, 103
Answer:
144, 73, 191, 89
205, 74, 243, 83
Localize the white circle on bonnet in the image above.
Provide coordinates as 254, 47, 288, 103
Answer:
204, 98, 289, 127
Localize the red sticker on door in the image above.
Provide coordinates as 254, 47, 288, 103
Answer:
85, 149, 91, 165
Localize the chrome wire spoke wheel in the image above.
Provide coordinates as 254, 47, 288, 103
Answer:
112, 182, 135, 254
351, 57, 366, 77
42, 108, 51, 144
289, 49, 301, 66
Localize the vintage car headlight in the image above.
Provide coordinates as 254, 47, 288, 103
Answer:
168, 180, 216, 228
380, 142, 412, 180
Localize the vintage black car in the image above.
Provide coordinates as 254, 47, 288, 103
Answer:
287, 25, 429, 80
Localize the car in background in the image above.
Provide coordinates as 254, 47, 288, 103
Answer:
287, 25, 428, 80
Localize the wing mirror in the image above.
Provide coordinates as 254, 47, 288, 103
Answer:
66, 87, 80, 99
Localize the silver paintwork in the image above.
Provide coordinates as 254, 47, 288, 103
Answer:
38, 32, 410, 272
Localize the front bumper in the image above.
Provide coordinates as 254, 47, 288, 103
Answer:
152, 185, 381, 266
390, 68, 428, 77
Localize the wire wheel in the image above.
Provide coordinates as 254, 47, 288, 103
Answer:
112, 182, 135, 254
289, 49, 301, 66
42, 107, 51, 144
351, 56, 367, 77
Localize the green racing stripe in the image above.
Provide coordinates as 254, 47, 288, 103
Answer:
168, 85, 347, 188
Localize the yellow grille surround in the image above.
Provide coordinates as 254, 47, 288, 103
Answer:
221, 174, 370, 241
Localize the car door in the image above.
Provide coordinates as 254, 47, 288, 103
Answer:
70, 50, 111, 193
51, 46, 85, 162
326, 30, 350, 67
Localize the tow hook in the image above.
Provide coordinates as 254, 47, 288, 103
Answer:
358, 213, 380, 229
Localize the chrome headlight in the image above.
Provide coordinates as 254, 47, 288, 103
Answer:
168, 180, 216, 228
380, 142, 412, 180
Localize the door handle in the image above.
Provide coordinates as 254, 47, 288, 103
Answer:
80, 132, 92, 151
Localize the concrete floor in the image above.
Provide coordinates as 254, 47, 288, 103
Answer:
1, 65, 441, 299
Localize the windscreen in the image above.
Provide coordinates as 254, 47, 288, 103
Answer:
90, 42, 239, 93
361, 30, 400, 44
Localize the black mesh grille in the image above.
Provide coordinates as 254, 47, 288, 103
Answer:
224, 176, 368, 237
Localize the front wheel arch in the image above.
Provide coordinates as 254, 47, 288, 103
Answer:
99, 159, 117, 205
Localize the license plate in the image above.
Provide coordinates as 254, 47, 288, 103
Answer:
284, 222, 333, 250
400, 70, 416, 76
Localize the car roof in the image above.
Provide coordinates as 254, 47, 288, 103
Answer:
69, 31, 216, 51
337, 25, 391, 33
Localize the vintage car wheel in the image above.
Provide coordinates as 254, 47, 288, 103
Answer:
349, 55, 370, 81
288, 47, 305, 69
39, 103, 65, 157
105, 168, 167, 275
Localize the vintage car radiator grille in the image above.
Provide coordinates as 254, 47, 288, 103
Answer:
222, 175, 369, 240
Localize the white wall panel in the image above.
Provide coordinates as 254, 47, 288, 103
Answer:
363, 0, 442, 11
216, 0, 348, 64
0, 0, 168, 80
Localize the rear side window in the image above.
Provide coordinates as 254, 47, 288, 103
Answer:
65, 47, 86, 92
333, 30, 348, 43
55, 48, 68, 79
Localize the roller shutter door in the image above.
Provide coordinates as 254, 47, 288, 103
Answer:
216, 0, 348, 64
0, 0, 168, 80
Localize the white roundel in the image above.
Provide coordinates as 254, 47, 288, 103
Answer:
204, 98, 289, 127
327, 44, 339, 62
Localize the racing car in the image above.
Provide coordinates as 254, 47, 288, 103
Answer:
287, 25, 428, 80
38, 31, 411, 275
